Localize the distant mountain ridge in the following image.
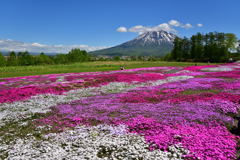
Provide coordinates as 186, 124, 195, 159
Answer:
91, 30, 177, 57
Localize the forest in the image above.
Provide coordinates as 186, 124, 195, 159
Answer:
165, 32, 239, 62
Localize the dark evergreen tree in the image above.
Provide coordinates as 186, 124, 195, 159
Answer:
191, 33, 204, 61
171, 37, 182, 61
181, 37, 191, 60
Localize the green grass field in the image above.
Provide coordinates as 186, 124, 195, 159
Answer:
0, 61, 217, 78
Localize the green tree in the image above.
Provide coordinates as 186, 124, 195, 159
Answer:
36, 52, 53, 65
67, 48, 89, 62
181, 37, 191, 60
7, 51, 18, 66
225, 33, 237, 50
237, 40, 240, 53
0, 52, 7, 66
171, 37, 182, 61
216, 32, 228, 62
191, 33, 204, 61
170, 32, 236, 62
17, 51, 35, 66
54, 54, 69, 64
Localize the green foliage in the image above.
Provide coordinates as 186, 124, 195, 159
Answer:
67, 48, 89, 62
3, 48, 91, 67
113, 56, 120, 61
7, 51, 18, 66
171, 37, 182, 61
17, 51, 35, 66
225, 33, 238, 50
190, 33, 204, 61
230, 52, 240, 60
237, 40, 240, 53
35, 52, 54, 65
167, 32, 238, 62
54, 54, 69, 64
0, 52, 7, 66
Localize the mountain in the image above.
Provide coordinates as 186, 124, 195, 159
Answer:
91, 30, 177, 57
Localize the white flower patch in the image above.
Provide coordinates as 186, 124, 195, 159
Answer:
202, 66, 233, 72
147, 75, 194, 87
99, 76, 193, 93
55, 76, 65, 82
175, 70, 192, 74
3, 124, 188, 160
0, 87, 97, 127
99, 82, 137, 93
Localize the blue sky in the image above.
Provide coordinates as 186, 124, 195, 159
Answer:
0, 0, 239, 53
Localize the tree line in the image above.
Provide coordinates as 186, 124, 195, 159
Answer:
0, 48, 90, 67
165, 32, 238, 62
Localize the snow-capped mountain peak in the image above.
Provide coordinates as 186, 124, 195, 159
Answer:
135, 30, 176, 45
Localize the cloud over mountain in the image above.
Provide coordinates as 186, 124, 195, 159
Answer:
117, 20, 203, 34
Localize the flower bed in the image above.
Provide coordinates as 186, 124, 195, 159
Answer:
0, 63, 240, 159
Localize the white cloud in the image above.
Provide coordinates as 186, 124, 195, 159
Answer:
197, 23, 203, 27
117, 20, 196, 34
129, 25, 147, 34
182, 23, 193, 29
168, 20, 181, 27
31, 42, 45, 47
116, 27, 127, 32
0, 39, 108, 53
128, 23, 176, 34
157, 23, 177, 32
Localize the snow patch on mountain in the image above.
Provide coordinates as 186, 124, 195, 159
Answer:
126, 30, 176, 46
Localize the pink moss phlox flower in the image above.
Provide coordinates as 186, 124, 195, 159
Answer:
0, 84, 70, 103
206, 71, 240, 79
71, 117, 83, 122
124, 116, 237, 160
